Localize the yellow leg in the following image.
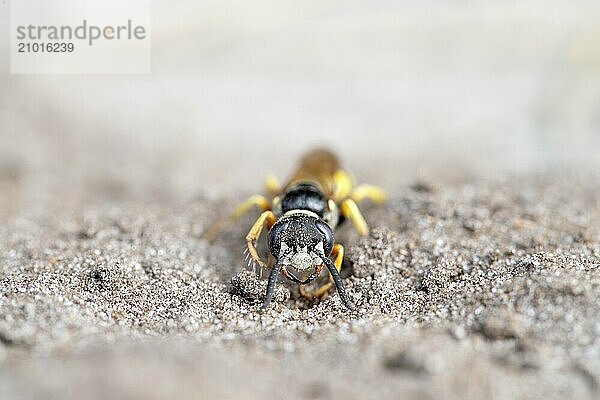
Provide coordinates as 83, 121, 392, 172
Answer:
331, 244, 344, 271
351, 184, 386, 204
264, 174, 280, 195
333, 169, 354, 202
341, 198, 369, 236
300, 244, 344, 298
245, 210, 277, 269
203, 195, 270, 242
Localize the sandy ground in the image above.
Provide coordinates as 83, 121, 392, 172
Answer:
0, 170, 599, 400
2, 2, 600, 398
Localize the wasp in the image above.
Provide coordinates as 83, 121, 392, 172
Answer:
204, 149, 385, 310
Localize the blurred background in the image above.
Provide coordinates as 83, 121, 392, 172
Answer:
1, 0, 599, 210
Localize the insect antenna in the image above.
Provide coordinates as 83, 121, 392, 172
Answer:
261, 260, 283, 310
323, 257, 354, 310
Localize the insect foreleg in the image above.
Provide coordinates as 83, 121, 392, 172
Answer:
245, 210, 276, 270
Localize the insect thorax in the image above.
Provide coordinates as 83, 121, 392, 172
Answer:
272, 181, 339, 229
279, 181, 327, 217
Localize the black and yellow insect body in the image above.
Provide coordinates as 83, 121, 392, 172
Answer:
204, 149, 385, 310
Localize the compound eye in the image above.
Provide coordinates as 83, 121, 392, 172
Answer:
268, 219, 289, 256
315, 220, 334, 255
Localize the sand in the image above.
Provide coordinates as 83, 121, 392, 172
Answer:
1, 173, 599, 400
